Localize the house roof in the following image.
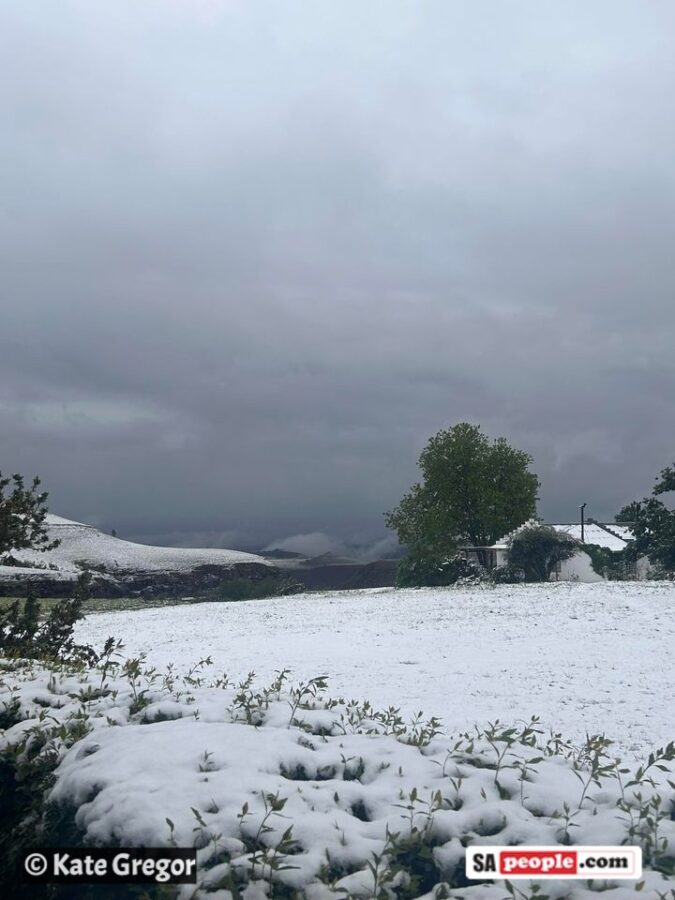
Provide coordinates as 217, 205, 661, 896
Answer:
487, 520, 635, 552
551, 523, 632, 552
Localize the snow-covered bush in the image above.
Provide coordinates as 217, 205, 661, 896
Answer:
490, 563, 526, 585
646, 564, 675, 582
396, 554, 489, 588
1, 654, 674, 899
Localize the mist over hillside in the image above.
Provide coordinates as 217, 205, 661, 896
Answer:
124, 527, 406, 563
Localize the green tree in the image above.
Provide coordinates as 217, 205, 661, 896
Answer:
0, 572, 97, 663
0, 471, 59, 561
385, 423, 539, 569
616, 463, 675, 572
508, 525, 577, 582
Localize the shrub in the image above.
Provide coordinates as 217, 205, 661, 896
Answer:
0, 471, 59, 561
583, 543, 639, 580
646, 564, 675, 582
0, 572, 99, 664
508, 525, 577, 582
396, 552, 487, 587
491, 562, 526, 584
214, 575, 304, 601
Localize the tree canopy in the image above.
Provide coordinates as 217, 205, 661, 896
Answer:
616, 462, 675, 572
0, 471, 59, 561
385, 423, 539, 563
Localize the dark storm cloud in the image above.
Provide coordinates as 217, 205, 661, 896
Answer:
1, 0, 674, 547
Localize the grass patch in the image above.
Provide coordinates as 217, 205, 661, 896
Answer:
0, 595, 196, 615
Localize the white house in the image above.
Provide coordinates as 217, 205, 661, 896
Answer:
462, 520, 648, 582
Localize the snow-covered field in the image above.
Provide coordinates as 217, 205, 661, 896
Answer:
76, 581, 675, 758
4, 581, 674, 898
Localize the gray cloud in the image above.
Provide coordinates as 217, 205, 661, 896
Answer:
1, 1, 674, 548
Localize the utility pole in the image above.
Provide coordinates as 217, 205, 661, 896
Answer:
579, 502, 587, 543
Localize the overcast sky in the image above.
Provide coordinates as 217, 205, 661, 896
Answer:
1, 1, 674, 552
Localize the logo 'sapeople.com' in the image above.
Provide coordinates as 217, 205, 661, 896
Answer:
466, 846, 642, 880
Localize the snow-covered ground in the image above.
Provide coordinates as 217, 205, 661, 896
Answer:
76, 581, 675, 758
4, 581, 674, 898
3, 656, 673, 899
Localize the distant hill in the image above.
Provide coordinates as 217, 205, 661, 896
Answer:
0, 515, 273, 597
261, 549, 305, 560
262, 550, 397, 591
259, 547, 398, 591
295, 560, 398, 591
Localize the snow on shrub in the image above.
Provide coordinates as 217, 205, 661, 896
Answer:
1, 653, 674, 899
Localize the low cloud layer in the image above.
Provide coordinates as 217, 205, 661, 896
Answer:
264, 533, 345, 558
1, 1, 674, 549
263, 531, 401, 561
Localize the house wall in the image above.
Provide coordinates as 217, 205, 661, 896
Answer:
464, 545, 652, 582
495, 548, 509, 567
556, 550, 605, 583
464, 548, 509, 568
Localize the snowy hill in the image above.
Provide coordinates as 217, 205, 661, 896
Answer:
0, 514, 273, 597
19, 515, 270, 574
